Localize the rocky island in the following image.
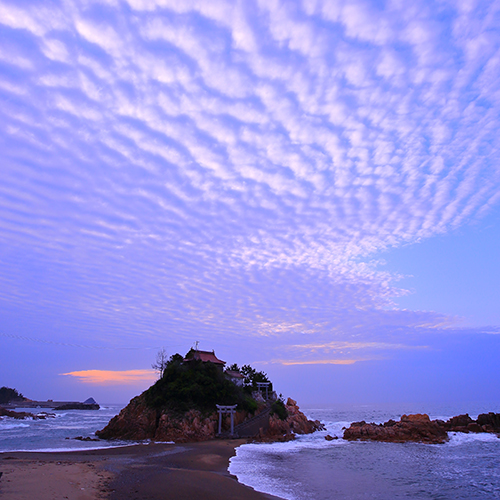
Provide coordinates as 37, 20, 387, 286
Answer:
343, 412, 500, 444
97, 349, 323, 443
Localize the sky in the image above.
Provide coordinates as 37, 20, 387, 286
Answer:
1, 0, 500, 407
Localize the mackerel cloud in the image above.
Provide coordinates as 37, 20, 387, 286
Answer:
0, 0, 499, 363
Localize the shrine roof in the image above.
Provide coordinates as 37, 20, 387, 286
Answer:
184, 349, 226, 365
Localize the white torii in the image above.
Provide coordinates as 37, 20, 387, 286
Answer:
216, 404, 237, 436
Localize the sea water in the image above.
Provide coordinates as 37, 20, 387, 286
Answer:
2, 402, 500, 498
0, 404, 131, 452
229, 402, 500, 499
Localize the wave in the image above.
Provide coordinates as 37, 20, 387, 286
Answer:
1, 442, 143, 453
446, 431, 500, 446
0, 422, 30, 430
44, 425, 96, 430
229, 446, 298, 500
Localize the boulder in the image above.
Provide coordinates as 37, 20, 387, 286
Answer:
401, 413, 430, 423
477, 413, 500, 432
442, 414, 473, 431
467, 423, 483, 433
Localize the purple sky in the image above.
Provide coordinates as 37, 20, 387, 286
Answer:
1, 0, 499, 406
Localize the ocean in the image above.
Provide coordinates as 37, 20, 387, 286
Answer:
2, 402, 500, 498
0, 404, 130, 452
229, 402, 500, 500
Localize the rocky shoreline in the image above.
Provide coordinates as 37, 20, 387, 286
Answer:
0, 407, 55, 420
343, 412, 500, 444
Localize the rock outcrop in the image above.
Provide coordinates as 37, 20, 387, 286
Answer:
343, 414, 448, 444
253, 398, 325, 442
0, 408, 53, 420
97, 395, 322, 443
343, 412, 500, 444
440, 412, 500, 434
96, 395, 163, 441
477, 412, 500, 432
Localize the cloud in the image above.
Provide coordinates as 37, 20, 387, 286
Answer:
0, 0, 499, 377
61, 369, 157, 385
289, 341, 429, 352
277, 359, 359, 366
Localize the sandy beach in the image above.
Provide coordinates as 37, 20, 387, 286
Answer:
0, 440, 280, 500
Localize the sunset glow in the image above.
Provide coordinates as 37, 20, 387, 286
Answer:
62, 370, 157, 386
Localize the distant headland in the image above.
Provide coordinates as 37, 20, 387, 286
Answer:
0, 386, 99, 411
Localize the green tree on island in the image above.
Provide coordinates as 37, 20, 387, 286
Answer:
0, 386, 25, 404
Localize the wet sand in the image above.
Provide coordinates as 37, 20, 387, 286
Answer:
0, 440, 281, 500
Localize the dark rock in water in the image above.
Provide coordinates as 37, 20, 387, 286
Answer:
343, 414, 448, 444
57, 402, 99, 410
83, 397, 98, 405
0, 408, 48, 420
344, 412, 500, 444
442, 414, 473, 431
325, 434, 338, 441
74, 436, 100, 441
477, 412, 500, 432
441, 413, 500, 433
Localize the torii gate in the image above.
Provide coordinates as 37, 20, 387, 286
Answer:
216, 404, 237, 436
256, 382, 271, 400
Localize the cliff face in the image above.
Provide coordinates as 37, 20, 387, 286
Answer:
257, 398, 324, 442
96, 395, 322, 443
96, 393, 253, 442
96, 395, 158, 441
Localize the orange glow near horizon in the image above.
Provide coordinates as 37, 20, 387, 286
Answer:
61, 369, 157, 385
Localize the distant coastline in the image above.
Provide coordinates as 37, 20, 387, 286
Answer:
1, 398, 99, 410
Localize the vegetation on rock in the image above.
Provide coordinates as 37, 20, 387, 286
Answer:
144, 354, 258, 414
270, 397, 288, 420
0, 386, 25, 404
151, 348, 171, 378
231, 363, 272, 390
